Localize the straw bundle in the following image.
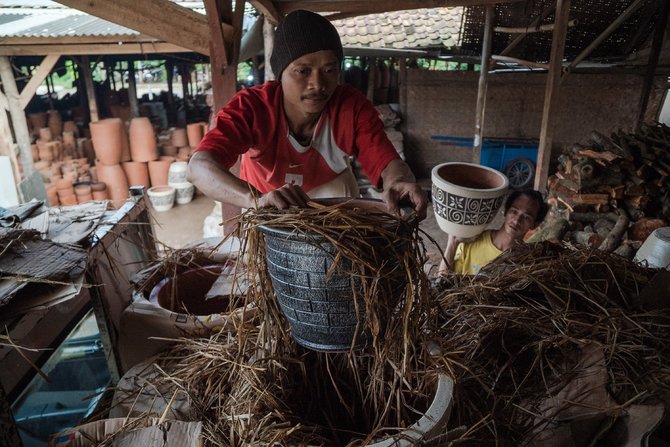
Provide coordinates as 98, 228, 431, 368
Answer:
433, 242, 670, 444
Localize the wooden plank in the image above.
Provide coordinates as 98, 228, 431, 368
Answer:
0, 42, 191, 56
0, 56, 34, 177
495, 19, 576, 34
491, 55, 549, 70
635, 0, 670, 131
0, 34, 172, 45
534, 0, 571, 192
277, 0, 525, 15
473, 5, 494, 164
19, 54, 60, 110
52, 0, 234, 56
204, 0, 231, 110
80, 56, 99, 122
500, 0, 556, 56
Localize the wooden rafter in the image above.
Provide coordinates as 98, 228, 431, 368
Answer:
275, 0, 525, 16
0, 43, 190, 57
53, 0, 234, 56
19, 54, 59, 109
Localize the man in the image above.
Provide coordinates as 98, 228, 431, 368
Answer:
187, 10, 427, 219
438, 189, 548, 275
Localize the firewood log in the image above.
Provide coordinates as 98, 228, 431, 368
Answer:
526, 218, 569, 243
598, 210, 629, 252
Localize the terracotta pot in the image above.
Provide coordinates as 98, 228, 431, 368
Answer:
149, 265, 231, 315
38, 146, 53, 162
177, 147, 191, 161
96, 162, 129, 208
120, 124, 131, 162
431, 162, 509, 238
74, 184, 92, 196
77, 193, 93, 203
128, 117, 158, 162
63, 120, 79, 138
47, 110, 62, 138
92, 190, 109, 201
91, 182, 107, 192
59, 194, 77, 206
56, 178, 73, 190
161, 144, 177, 157
171, 128, 188, 147
148, 160, 172, 186
29, 112, 47, 135
47, 191, 59, 207
147, 185, 175, 212
31, 144, 39, 162
160, 155, 176, 163
90, 118, 124, 165
39, 127, 53, 142
186, 122, 204, 148
122, 161, 151, 187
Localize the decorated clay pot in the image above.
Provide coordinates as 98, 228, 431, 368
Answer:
168, 181, 194, 205
167, 161, 188, 184
431, 162, 509, 238
122, 161, 151, 188
129, 117, 158, 162
147, 185, 175, 212
90, 118, 124, 166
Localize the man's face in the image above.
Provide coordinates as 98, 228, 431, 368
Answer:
502, 195, 540, 240
280, 50, 340, 117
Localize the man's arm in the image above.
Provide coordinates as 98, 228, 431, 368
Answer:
380, 158, 428, 220
187, 151, 310, 209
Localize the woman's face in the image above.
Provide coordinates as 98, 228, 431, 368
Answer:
280, 50, 340, 118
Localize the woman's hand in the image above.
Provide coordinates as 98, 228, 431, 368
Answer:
257, 184, 311, 209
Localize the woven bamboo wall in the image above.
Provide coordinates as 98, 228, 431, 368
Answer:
403, 69, 666, 178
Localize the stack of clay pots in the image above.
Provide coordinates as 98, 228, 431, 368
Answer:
90, 118, 130, 209
167, 160, 194, 205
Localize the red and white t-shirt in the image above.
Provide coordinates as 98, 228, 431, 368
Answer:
195, 82, 400, 194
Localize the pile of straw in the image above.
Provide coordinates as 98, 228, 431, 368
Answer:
433, 242, 670, 444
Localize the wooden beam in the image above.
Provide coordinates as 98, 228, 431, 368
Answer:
52, 0, 234, 56
491, 54, 550, 69
263, 16, 276, 81
565, 0, 647, 73
534, 0, 571, 192
0, 43, 191, 56
19, 54, 60, 110
473, 5, 494, 164
80, 56, 99, 122
0, 34, 166, 46
249, 0, 281, 24
500, 0, 556, 56
277, 0, 524, 15
635, 0, 670, 132
495, 19, 576, 34
127, 60, 139, 118
0, 56, 34, 178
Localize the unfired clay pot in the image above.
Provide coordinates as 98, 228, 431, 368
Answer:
431, 162, 509, 238
129, 117, 158, 162
122, 161, 151, 188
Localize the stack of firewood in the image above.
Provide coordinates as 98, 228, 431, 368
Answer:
537, 122, 670, 257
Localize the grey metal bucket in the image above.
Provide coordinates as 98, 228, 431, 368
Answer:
259, 222, 407, 352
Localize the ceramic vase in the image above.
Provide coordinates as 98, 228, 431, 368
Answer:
122, 161, 151, 188
431, 162, 509, 238
129, 117, 158, 162
90, 118, 124, 166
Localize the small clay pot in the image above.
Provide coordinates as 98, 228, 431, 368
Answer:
147, 185, 175, 212
167, 161, 188, 184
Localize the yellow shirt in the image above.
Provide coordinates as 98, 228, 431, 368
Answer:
453, 230, 502, 275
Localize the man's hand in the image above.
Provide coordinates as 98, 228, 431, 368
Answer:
257, 184, 311, 209
380, 159, 428, 220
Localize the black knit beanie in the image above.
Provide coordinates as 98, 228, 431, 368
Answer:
270, 10, 343, 80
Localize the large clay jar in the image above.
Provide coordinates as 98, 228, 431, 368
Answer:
171, 128, 188, 147
129, 117, 158, 162
120, 123, 131, 162
122, 161, 151, 188
431, 162, 509, 238
148, 159, 172, 186
96, 162, 129, 208
90, 118, 124, 166
186, 122, 204, 148
29, 112, 47, 137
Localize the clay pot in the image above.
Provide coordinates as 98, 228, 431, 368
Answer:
431, 162, 509, 238
167, 161, 188, 184
31, 144, 39, 162
47, 190, 59, 207
149, 265, 231, 315
77, 193, 93, 203
122, 161, 151, 187
91, 182, 107, 192
186, 122, 205, 148
56, 178, 73, 190
129, 117, 158, 162
120, 124, 131, 162
160, 155, 176, 163
74, 184, 92, 196
147, 185, 175, 212
47, 110, 62, 138
38, 146, 53, 162
168, 181, 194, 205
161, 144, 177, 157
59, 193, 77, 206
39, 127, 53, 142
28, 112, 47, 136
63, 120, 79, 138
96, 162, 129, 208
148, 160, 172, 186
92, 190, 109, 201
177, 147, 191, 161
90, 118, 124, 166
171, 128, 188, 147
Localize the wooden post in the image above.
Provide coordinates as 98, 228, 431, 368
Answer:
0, 56, 34, 177
127, 59, 139, 118
263, 16, 275, 81
366, 57, 376, 103
398, 58, 408, 137
473, 5, 495, 164
534, 0, 571, 192
180, 64, 190, 99
635, 0, 670, 132
80, 56, 99, 122
19, 54, 59, 110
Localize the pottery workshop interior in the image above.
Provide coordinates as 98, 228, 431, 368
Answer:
2, 0, 670, 445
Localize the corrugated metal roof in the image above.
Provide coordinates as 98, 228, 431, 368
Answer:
333, 8, 464, 51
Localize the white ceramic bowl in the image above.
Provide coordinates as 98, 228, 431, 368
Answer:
147, 185, 175, 212
167, 161, 188, 184
431, 162, 509, 238
634, 227, 670, 269
169, 181, 194, 205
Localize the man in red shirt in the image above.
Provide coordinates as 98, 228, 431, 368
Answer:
187, 10, 427, 219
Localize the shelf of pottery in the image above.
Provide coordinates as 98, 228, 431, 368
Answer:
26, 111, 207, 212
